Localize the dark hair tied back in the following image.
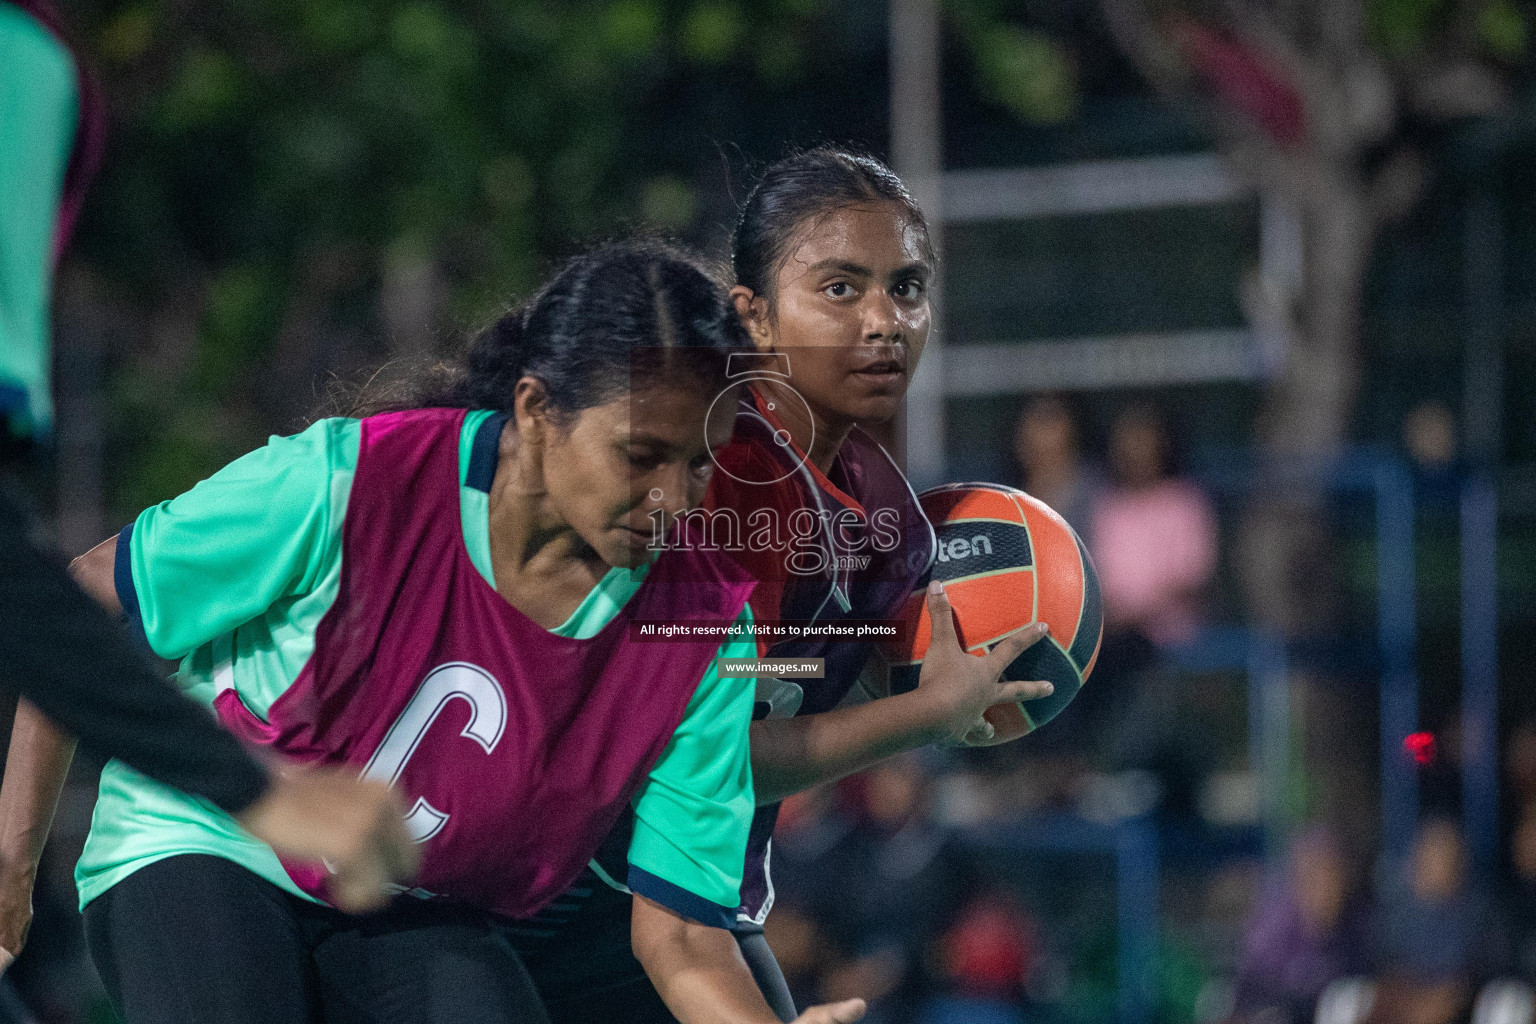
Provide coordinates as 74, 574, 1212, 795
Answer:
348, 239, 749, 420
732, 147, 934, 300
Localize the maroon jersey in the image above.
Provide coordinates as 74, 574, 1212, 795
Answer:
214, 408, 754, 919
707, 388, 936, 924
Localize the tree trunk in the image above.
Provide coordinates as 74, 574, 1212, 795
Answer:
1235, 169, 1380, 840
1239, 172, 1375, 634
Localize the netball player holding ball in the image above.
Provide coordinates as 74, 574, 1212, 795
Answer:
0, 241, 866, 1024
518, 150, 1067, 1024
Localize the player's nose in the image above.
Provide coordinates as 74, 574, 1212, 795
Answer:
651, 463, 696, 517
862, 293, 903, 343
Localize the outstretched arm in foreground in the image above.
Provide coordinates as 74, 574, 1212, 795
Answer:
0, 524, 417, 963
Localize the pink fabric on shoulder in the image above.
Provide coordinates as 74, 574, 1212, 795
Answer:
1088, 478, 1217, 647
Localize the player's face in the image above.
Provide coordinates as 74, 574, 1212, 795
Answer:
750, 202, 932, 427
543, 381, 739, 568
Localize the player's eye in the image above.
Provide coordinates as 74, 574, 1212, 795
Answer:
627, 449, 665, 472
893, 279, 925, 300
823, 281, 853, 299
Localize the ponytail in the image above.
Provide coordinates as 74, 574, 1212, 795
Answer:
336, 239, 749, 420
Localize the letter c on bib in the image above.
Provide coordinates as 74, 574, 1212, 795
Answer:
362, 662, 508, 843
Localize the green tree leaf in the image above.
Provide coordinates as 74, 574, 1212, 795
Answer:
974, 25, 1077, 124
681, 1, 742, 64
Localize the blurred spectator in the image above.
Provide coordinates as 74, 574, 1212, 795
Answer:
1233, 826, 1370, 1024
1012, 396, 1100, 542
1401, 400, 1462, 513
762, 787, 856, 1011
1506, 723, 1536, 812
817, 754, 970, 1024
1366, 818, 1497, 1024
919, 897, 1038, 1024
1080, 404, 1219, 823
1090, 402, 1219, 650
764, 904, 833, 1015
1401, 400, 1458, 474
769, 786, 857, 921
1501, 802, 1536, 983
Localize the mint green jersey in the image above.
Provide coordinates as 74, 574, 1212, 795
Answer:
0, 4, 76, 440
80, 410, 756, 917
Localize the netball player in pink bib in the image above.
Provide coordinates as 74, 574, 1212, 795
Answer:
515, 153, 1054, 1023
0, 241, 866, 1024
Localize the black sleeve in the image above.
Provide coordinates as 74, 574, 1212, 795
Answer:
0, 490, 270, 815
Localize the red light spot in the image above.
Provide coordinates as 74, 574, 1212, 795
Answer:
1405, 732, 1437, 766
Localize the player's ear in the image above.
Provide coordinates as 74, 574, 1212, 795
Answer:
513, 376, 551, 446
729, 286, 773, 353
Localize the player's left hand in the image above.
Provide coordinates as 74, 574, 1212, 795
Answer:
954, 715, 999, 747
954, 705, 1041, 747
236, 766, 419, 912
915, 580, 1053, 744
0, 861, 34, 973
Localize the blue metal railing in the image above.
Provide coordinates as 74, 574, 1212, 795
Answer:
1460, 475, 1500, 867
1187, 450, 1422, 856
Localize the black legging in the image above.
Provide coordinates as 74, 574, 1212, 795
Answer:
83, 855, 550, 1024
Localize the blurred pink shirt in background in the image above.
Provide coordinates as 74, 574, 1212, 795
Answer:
1089, 478, 1218, 647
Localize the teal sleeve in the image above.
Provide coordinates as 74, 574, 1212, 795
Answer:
123, 418, 360, 660
0, 5, 78, 439
625, 605, 756, 926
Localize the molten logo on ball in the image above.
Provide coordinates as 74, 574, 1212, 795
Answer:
935, 534, 994, 563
